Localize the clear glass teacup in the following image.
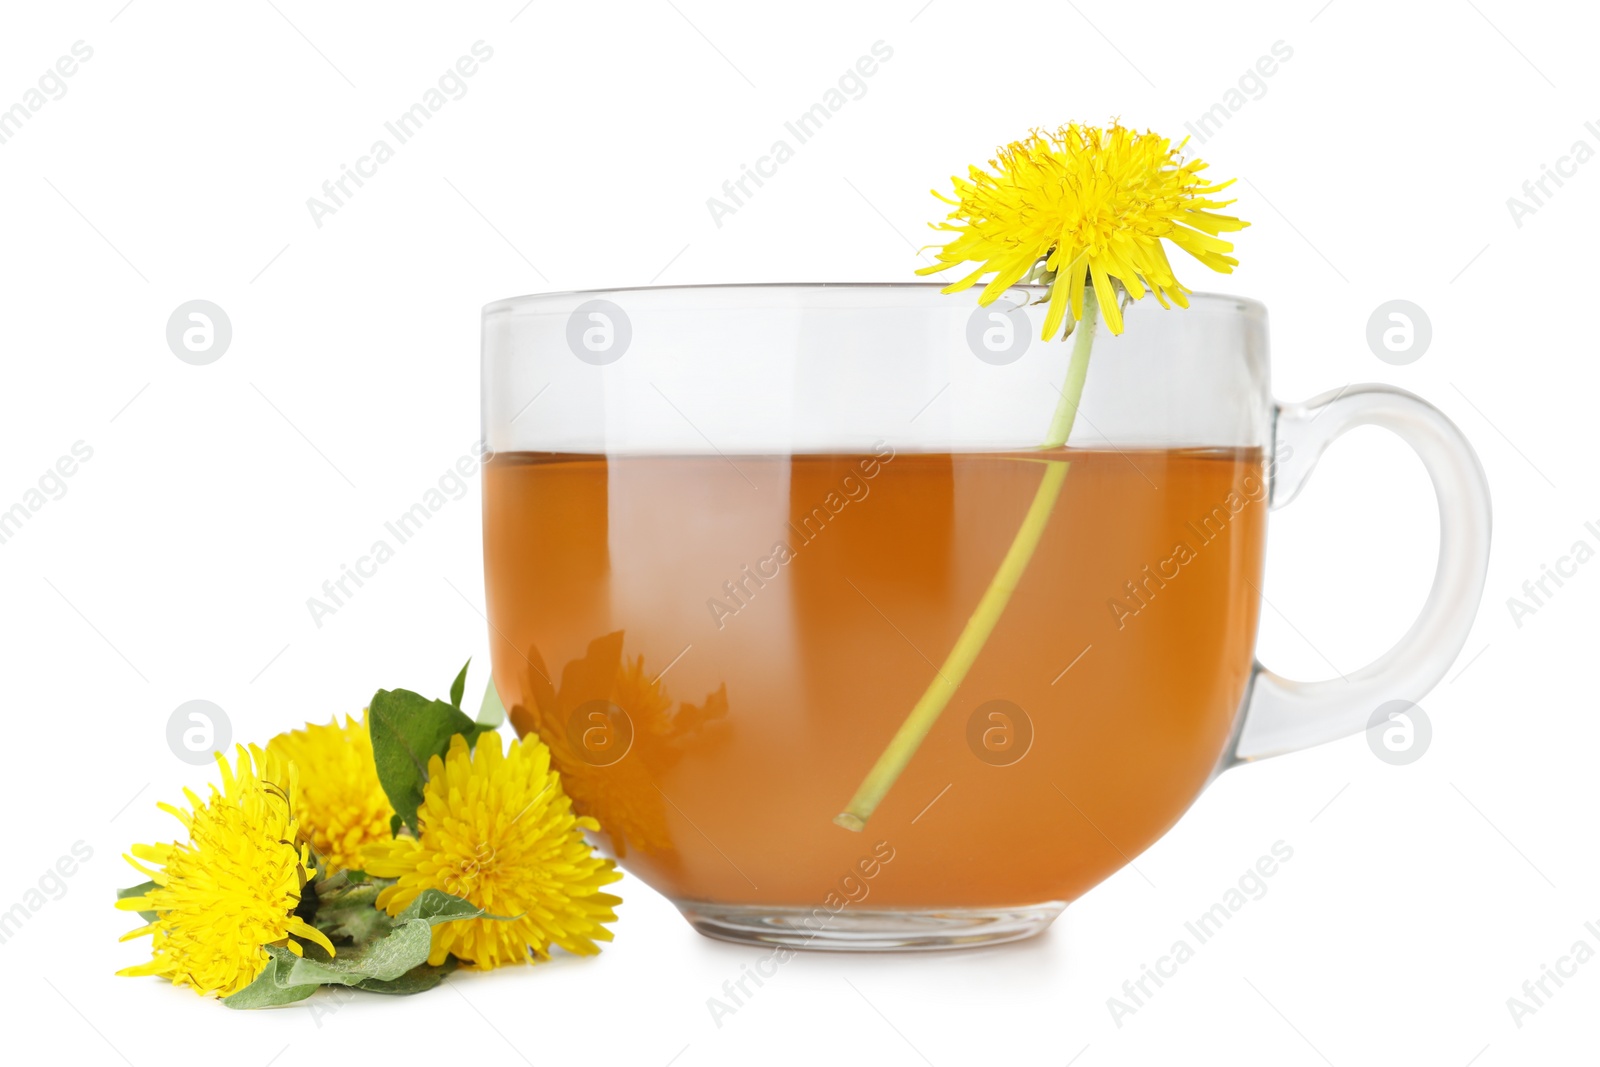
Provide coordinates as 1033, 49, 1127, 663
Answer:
478, 284, 1490, 950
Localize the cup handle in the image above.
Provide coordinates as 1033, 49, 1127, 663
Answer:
1229, 385, 1493, 763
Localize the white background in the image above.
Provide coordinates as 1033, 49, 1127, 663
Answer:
2, 1, 1596, 1064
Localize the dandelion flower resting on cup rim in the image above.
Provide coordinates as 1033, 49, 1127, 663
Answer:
362, 732, 622, 969
917, 121, 1250, 337
115, 745, 333, 998
837, 120, 1251, 832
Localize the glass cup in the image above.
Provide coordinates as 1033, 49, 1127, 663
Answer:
479, 284, 1491, 950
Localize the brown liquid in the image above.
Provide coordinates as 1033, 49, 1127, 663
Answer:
483, 448, 1266, 908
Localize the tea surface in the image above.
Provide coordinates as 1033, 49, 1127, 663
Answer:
483, 448, 1266, 907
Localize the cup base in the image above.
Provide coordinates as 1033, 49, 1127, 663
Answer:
676, 900, 1066, 952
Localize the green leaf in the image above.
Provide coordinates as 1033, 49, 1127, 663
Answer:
281, 920, 434, 986
225, 895, 496, 1011
390, 813, 404, 838
223, 892, 502, 1008
224, 947, 318, 1009
322, 906, 393, 945
368, 687, 479, 834
449, 659, 470, 709
115, 881, 159, 923
314, 884, 392, 944
356, 959, 456, 996
281, 891, 495, 988
477, 678, 507, 729
322, 886, 492, 937
398, 888, 499, 925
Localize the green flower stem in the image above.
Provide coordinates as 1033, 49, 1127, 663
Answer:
834, 296, 1100, 831
1043, 300, 1098, 449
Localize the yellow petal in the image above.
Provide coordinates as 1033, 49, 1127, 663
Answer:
1090, 262, 1123, 335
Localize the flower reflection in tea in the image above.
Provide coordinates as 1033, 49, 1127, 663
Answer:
507, 632, 728, 857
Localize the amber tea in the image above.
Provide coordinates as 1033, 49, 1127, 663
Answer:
483, 447, 1267, 913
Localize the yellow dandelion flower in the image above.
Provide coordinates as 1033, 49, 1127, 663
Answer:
266, 713, 391, 871
917, 121, 1249, 337
361, 732, 621, 969
116, 745, 334, 997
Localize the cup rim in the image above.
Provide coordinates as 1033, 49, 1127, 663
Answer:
482, 282, 1265, 318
